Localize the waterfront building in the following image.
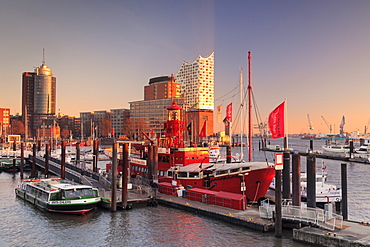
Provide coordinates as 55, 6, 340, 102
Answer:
130, 98, 184, 140
129, 75, 183, 140
58, 115, 80, 139
175, 52, 214, 111
0, 108, 10, 141
111, 108, 130, 139
22, 57, 56, 139
175, 53, 215, 140
80, 108, 129, 139
144, 75, 180, 100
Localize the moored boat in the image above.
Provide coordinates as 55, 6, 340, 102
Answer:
126, 100, 275, 205
15, 178, 101, 214
270, 171, 342, 208
322, 144, 350, 153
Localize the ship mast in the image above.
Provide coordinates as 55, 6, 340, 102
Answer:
248, 51, 252, 162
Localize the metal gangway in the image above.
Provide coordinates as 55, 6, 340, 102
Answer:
29, 155, 111, 191
259, 199, 343, 231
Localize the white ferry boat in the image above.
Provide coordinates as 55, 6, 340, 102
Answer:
15, 178, 101, 214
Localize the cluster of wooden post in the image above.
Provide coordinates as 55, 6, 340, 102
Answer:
275, 139, 348, 238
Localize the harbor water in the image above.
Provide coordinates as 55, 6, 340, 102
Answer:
0, 138, 368, 246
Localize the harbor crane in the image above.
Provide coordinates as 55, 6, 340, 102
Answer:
307, 114, 314, 133
321, 116, 332, 133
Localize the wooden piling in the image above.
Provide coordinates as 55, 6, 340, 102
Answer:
76, 142, 80, 166
307, 154, 316, 208
32, 144, 37, 178
45, 143, 49, 178
153, 145, 158, 183
148, 145, 153, 184
20, 142, 24, 179
93, 140, 98, 173
61, 141, 66, 179
226, 145, 232, 163
12, 141, 16, 173
275, 169, 282, 238
341, 163, 348, 220
292, 154, 301, 206
111, 142, 117, 212
121, 143, 129, 209
282, 152, 291, 199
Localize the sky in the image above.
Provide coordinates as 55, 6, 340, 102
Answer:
1, 0, 370, 135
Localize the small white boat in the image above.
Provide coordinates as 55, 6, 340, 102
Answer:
270, 171, 341, 205
355, 144, 370, 154
322, 144, 350, 153
209, 146, 226, 163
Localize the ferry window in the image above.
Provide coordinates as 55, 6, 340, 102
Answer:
230, 168, 239, 173
189, 172, 199, 178
177, 172, 187, 178
79, 188, 93, 196
50, 192, 61, 201
216, 170, 227, 175
242, 167, 250, 171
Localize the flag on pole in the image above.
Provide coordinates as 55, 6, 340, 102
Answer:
217, 105, 223, 124
199, 120, 207, 137
226, 103, 232, 122
268, 101, 285, 139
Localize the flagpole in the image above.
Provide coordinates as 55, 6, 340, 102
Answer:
284, 98, 288, 150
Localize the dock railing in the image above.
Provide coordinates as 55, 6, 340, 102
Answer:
259, 202, 343, 231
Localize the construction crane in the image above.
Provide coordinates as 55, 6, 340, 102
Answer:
321, 116, 332, 133
307, 114, 314, 133
339, 116, 345, 137
365, 118, 370, 135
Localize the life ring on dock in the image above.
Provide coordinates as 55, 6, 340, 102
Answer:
31, 179, 40, 182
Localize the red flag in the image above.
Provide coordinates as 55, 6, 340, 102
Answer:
199, 120, 207, 137
226, 103, 232, 122
268, 101, 285, 139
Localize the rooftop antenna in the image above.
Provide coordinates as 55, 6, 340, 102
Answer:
42, 48, 45, 65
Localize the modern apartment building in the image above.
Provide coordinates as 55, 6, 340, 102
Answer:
175, 52, 214, 111
22, 60, 56, 138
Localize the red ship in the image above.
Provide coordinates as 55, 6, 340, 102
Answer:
125, 100, 275, 206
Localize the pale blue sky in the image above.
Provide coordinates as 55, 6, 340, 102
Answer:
2, 0, 370, 134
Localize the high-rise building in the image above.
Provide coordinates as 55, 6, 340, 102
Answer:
22, 58, 56, 138
175, 52, 214, 110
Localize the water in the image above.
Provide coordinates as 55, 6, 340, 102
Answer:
0, 138, 367, 246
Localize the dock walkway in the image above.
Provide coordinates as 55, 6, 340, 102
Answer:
156, 192, 275, 232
